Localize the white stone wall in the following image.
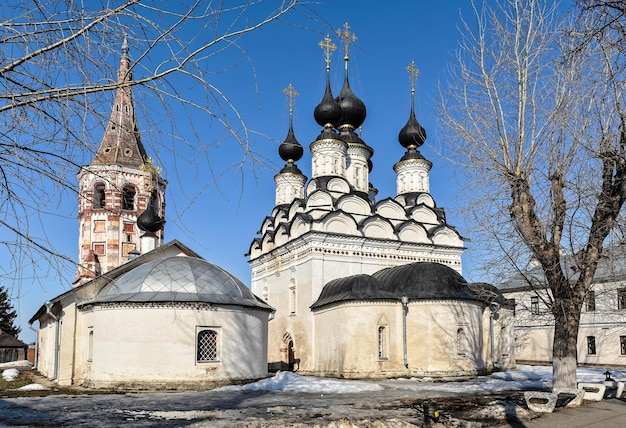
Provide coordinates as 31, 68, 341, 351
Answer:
312, 300, 487, 378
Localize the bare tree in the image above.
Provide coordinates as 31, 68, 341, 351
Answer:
0, 0, 304, 293
440, 0, 626, 388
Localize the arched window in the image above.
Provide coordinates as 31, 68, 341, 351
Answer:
197, 329, 218, 362
122, 185, 135, 211
93, 183, 106, 209
457, 328, 467, 356
378, 326, 387, 360
88, 331, 94, 362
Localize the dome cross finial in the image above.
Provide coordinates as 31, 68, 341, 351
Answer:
407, 60, 420, 95
336, 22, 357, 60
283, 83, 299, 116
319, 34, 336, 70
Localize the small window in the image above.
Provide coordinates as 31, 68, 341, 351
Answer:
586, 291, 596, 312
378, 326, 387, 360
530, 296, 539, 315
122, 185, 135, 211
378, 325, 387, 360
93, 183, 106, 209
587, 336, 596, 355
197, 329, 218, 362
88, 331, 94, 362
457, 328, 467, 356
618, 289, 626, 310
621, 336, 626, 356
289, 286, 296, 315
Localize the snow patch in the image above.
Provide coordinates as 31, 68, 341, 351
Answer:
16, 383, 51, 391
217, 370, 384, 393
2, 368, 19, 381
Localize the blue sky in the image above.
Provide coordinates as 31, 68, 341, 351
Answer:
12, 1, 499, 342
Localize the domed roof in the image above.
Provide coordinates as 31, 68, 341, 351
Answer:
311, 262, 478, 309
334, 74, 366, 129
137, 190, 165, 233
398, 105, 426, 149
92, 256, 271, 310
314, 74, 342, 127
278, 123, 303, 163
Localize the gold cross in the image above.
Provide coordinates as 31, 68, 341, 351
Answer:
407, 60, 420, 93
283, 83, 299, 114
336, 22, 357, 59
319, 34, 336, 69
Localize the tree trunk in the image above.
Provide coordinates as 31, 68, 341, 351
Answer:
551, 298, 582, 388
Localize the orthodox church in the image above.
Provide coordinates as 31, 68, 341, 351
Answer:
248, 28, 515, 378
29, 40, 272, 388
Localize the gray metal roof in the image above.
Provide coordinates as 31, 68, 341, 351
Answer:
91, 256, 271, 310
311, 262, 479, 309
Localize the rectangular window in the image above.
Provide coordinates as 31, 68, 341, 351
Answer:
530, 296, 539, 315
197, 328, 219, 362
586, 291, 596, 312
587, 336, 596, 355
378, 326, 387, 360
123, 223, 134, 234
618, 289, 626, 310
620, 336, 626, 356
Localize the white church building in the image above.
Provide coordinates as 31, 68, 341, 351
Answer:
248, 30, 515, 378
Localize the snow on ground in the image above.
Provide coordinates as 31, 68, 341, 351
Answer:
218, 370, 384, 393
217, 364, 626, 395
15, 383, 50, 391
0, 360, 32, 371
1, 368, 19, 381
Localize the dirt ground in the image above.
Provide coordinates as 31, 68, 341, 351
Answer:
0, 371, 551, 427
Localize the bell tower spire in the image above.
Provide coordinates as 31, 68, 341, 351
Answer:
75, 38, 166, 286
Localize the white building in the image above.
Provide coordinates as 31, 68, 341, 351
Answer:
248, 32, 515, 378
501, 245, 626, 368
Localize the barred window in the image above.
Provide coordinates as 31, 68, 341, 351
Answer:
197, 329, 218, 362
620, 336, 626, 356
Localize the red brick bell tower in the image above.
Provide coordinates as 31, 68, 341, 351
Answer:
75, 38, 166, 286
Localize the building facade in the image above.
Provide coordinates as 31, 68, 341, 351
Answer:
249, 31, 514, 377
501, 245, 626, 368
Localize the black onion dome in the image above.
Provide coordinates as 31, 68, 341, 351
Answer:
137, 190, 165, 233
314, 74, 342, 127
373, 262, 477, 301
278, 123, 303, 163
398, 105, 426, 149
334, 74, 366, 129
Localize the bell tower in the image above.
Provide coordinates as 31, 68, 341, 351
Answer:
75, 38, 166, 286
